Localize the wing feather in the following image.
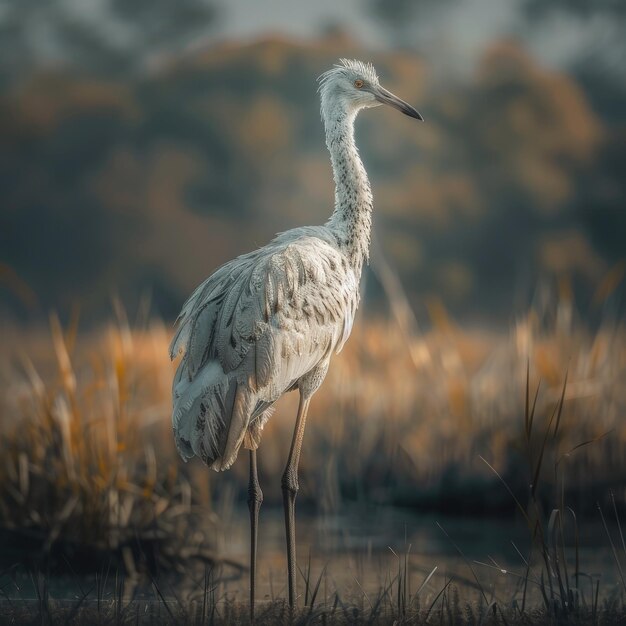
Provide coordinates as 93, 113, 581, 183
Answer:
254, 330, 275, 390
186, 299, 219, 377
171, 231, 360, 400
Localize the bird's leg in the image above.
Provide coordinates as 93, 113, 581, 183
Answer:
281, 392, 310, 609
248, 448, 262, 621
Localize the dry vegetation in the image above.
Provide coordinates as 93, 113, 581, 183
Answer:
0, 293, 624, 537
0, 294, 624, 623
2, 584, 625, 625
0, 311, 228, 580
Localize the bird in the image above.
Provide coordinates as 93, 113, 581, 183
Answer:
169, 58, 422, 617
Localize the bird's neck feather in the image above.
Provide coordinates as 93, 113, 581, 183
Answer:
324, 104, 372, 276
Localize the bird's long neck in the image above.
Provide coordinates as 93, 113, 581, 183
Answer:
324, 107, 372, 277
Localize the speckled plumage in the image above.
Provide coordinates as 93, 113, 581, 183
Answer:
170, 59, 392, 471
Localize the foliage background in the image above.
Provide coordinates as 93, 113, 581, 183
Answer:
1, 0, 625, 325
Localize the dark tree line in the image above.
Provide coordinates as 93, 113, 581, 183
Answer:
0, 0, 217, 83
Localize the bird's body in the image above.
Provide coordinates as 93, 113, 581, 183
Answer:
170, 59, 422, 613
170, 61, 380, 472
170, 225, 361, 470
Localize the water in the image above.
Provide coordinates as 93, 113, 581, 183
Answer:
1, 504, 619, 608
214, 503, 619, 605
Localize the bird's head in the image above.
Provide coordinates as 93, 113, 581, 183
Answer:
318, 58, 423, 122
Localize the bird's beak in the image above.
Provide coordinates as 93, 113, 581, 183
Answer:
374, 86, 423, 121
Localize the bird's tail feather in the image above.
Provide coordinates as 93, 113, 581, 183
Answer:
172, 359, 255, 470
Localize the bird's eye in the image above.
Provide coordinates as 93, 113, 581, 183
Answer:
354, 79, 364, 89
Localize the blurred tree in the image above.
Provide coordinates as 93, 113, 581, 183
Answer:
0, 0, 49, 84
524, 0, 626, 19
522, 0, 626, 124
108, 0, 217, 57
0, 37, 623, 321
0, 0, 217, 82
366, 0, 458, 47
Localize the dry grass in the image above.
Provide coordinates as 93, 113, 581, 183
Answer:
0, 564, 624, 625
0, 311, 225, 578
0, 292, 624, 579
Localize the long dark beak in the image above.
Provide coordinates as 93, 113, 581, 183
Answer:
374, 86, 423, 121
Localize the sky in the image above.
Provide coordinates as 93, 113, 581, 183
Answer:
9, 0, 625, 81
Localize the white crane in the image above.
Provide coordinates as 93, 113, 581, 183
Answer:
170, 58, 422, 616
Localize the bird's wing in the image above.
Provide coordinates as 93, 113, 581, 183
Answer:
170, 233, 359, 397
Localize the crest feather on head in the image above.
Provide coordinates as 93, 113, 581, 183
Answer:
318, 58, 379, 92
